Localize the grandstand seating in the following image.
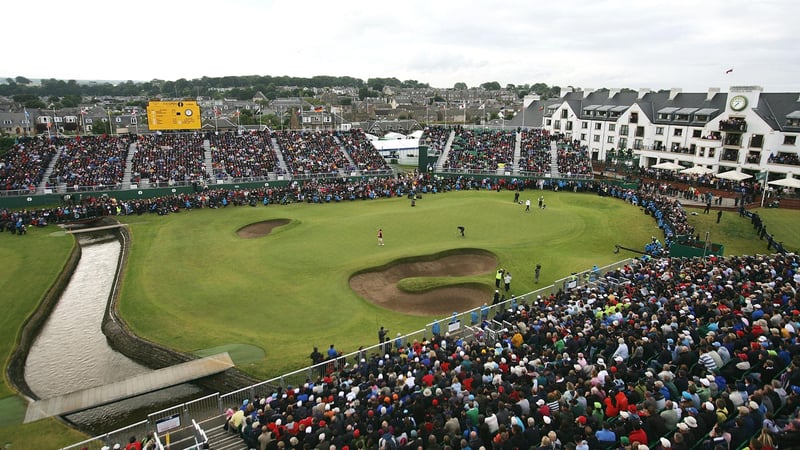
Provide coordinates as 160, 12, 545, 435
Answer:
443, 128, 516, 171
556, 139, 593, 177
0, 138, 59, 192
48, 135, 130, 190
209, 131, 280, 180
273, 130, 351, 176
518, 129, 552, 174
130, 134, 209, 185
336, 130, 392, 173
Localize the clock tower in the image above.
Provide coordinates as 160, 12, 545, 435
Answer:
727, 86, 762, 113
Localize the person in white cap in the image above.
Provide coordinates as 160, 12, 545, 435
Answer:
612, 336, 629, 361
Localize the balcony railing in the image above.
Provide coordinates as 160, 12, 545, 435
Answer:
719, 119, 747, 133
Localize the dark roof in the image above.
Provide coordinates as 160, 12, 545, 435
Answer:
640, 91, 727, 125
753, 93, 800, 132
505, 100, 551, 127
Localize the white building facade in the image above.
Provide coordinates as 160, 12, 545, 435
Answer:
536, 86, 800, 182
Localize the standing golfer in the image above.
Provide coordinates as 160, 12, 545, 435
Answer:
525, 199, 531, 212
377, 228, 384, 246
535, 264, 542, 283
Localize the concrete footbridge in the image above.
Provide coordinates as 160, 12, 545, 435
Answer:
24, 353, 234, 423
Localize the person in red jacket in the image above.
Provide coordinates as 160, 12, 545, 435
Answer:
615, 388, 629, 413
603, 394, 620, 418
124, 436, 142, 450
628, 421, 648, 448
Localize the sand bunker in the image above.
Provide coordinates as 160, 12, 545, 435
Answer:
236, 219, 290, 238
350, 251, 497, 316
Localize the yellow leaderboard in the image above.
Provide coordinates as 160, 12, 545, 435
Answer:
147, 100, 201, 130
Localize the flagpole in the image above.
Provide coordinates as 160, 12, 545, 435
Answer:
52, 104, 58, 137
760, 170, 769, 208
23, 108, 30, 137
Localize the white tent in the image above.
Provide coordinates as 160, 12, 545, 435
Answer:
651, 162, 684, 170
680, 166, 714, 175
715, 170, 753, 181
768, 177, 800, 188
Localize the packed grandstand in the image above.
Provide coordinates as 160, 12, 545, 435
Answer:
2, 127, 799, 450
1, 127, 596, 194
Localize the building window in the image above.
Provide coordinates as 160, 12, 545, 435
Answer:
634, 139, 643, 150
582, 121, 588, 129
750, 134, 763, 148
619, 125, 629, 135
607, 136, 615, 144
655, 127, 664, 135
619, 137, 627, 149
608, 123, 616, 132
561, 109, 568, 119
130, 117, 137, 125
86, 118, 93, 124
546, 119, 552, 126
783, 135, 796, 145
693, 129, 702, 138
673, 128, 683, 137
115, 117, 122, 123
593, 135, 600, 142
580, 133, 586, 141
594, 123, 602, 130
554, 120, 561, 130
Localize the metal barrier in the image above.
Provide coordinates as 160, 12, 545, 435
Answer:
60, 420, 149, 450
183, 393, 222, 427
552, 258, 636, 293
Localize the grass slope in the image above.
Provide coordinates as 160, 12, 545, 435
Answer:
0, 229, 86, 447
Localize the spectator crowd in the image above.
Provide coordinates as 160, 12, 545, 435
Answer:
0, 137, 59, 192
518, 130, 552, 175
443, 128, 517, 172
220, 250, 800, 450
48, 135, 130, 190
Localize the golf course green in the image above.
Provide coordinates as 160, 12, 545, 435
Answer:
1, 188, 798, 447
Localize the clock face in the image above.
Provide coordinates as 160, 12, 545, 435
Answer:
730, 95, 748, 111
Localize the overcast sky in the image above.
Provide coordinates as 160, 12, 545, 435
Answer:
5, 0, 799, 92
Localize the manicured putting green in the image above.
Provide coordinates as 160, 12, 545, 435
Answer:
193, 344, 266, 365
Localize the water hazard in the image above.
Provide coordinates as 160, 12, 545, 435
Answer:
24, 232, 209, 435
